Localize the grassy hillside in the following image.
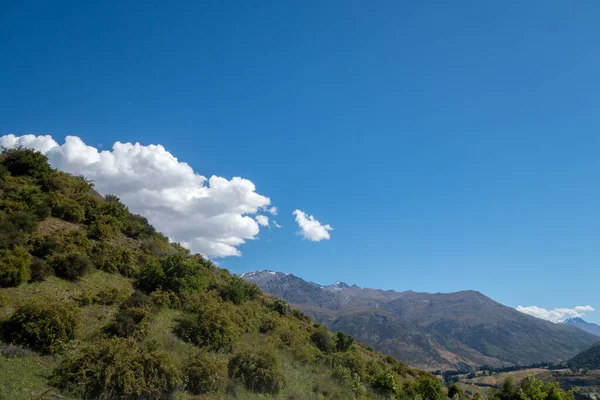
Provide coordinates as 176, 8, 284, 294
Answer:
0, 147, 444, 400
570, 343, 600, 370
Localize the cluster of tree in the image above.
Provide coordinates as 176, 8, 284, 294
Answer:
488, 376, 574, 400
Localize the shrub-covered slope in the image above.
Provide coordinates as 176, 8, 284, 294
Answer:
0, 147, 442, 400
570, 342, 600, 370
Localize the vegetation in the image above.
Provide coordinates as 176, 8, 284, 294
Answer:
1, 299, 80, 354
0, 148, 582, 399
569, 342, 600, 370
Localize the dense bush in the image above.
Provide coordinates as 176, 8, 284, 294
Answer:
87, 214, 122, 240
0, 246, 31, 287
48, 251, 93, 280
50, 193, 86, 223
1, 148, 52, 179
29, 256, 53, 282
92, 242, 138, 277
372, 371, 398, 396
228, 349, 285, 394
51, 339, 181, 399
31, 229, 92, 259
219, 276, 260, 305
174, 301, 240, 352
488, 376, 574, 400
336, 331, 355, 352
415, 376, 445, 400
106, 291, 155, 339
136, 254, 209, 294
448, 383, 465, 400
184, 350, 228, 394
271, 297, 290, 316
311, 325, 336, 353
2, 299, 81, 354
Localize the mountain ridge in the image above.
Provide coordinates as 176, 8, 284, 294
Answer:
561, 317, 600, 337
241, 270, 598, 371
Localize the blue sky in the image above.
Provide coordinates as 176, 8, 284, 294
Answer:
1, 1, 599, 323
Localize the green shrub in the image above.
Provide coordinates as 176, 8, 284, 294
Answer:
1, 147, 51, 179
49, 251, 92, 280
331, 352, 367, 380
31, 229, 92, 259
123, 213, 156, 239
91, 242, 138, 277
336, 331, 355, 352
184, 350, 228, 394
259, 314, 280, 334
448, 383, 465, 400
2, 299, 80, 354
30, 256, 53, 282
50, 193, 85, 223
106, 291, 155, 339
136, 254, 209, 294
228, 349, 285, 394
220, 276, 260, 305
174, 301, 240, 352
0, 291, 9, 307
311, 325, 336, 353
87, 215, 122, 240
271, 297, 290, 316
51, 339, 181, 399
0, 246, 31, 287
416, 376, 445, 400
372, 371, 397, 396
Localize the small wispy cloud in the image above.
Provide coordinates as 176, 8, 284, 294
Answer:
516, 305, 595, 323
293, 209, 332, 242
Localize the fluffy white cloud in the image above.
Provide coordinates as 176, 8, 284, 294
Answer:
255, 215, 269, 226
268, 206, 278, 215
517, 305, 595, 323
293, 209, 332, 242
0, 134, 273, 258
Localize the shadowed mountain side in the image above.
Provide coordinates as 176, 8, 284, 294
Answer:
242, 271, 599, 371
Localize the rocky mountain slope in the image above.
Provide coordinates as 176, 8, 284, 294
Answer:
241, 270, 598, 371
562, 318, 600, 337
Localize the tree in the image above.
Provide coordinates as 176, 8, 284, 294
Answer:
336, 331, 355, 352
448, 384, 465, 400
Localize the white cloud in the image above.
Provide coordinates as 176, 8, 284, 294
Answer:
293, 209, 333, 242
0, 134, 274, 258
255, 215, 269, 226
268, 206, 278, 215
516, 305, 595, 323
273, 220, 282, 228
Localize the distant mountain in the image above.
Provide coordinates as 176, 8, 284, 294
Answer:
241, 270, 598, 371
561, 318, 600, 337
570, 342, 600, 370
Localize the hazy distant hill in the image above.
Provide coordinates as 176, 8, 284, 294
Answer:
242, 270, 598, 371
561, 318, 600, 337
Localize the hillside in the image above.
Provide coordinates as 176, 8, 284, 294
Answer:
570, 343, 600, 370
0, 148, 439, 400
562, 318, 600, 337
242, 271, 598, 371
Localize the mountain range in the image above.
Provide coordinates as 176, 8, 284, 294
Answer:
241, 270, 599, 371
561, 318, 600, 337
